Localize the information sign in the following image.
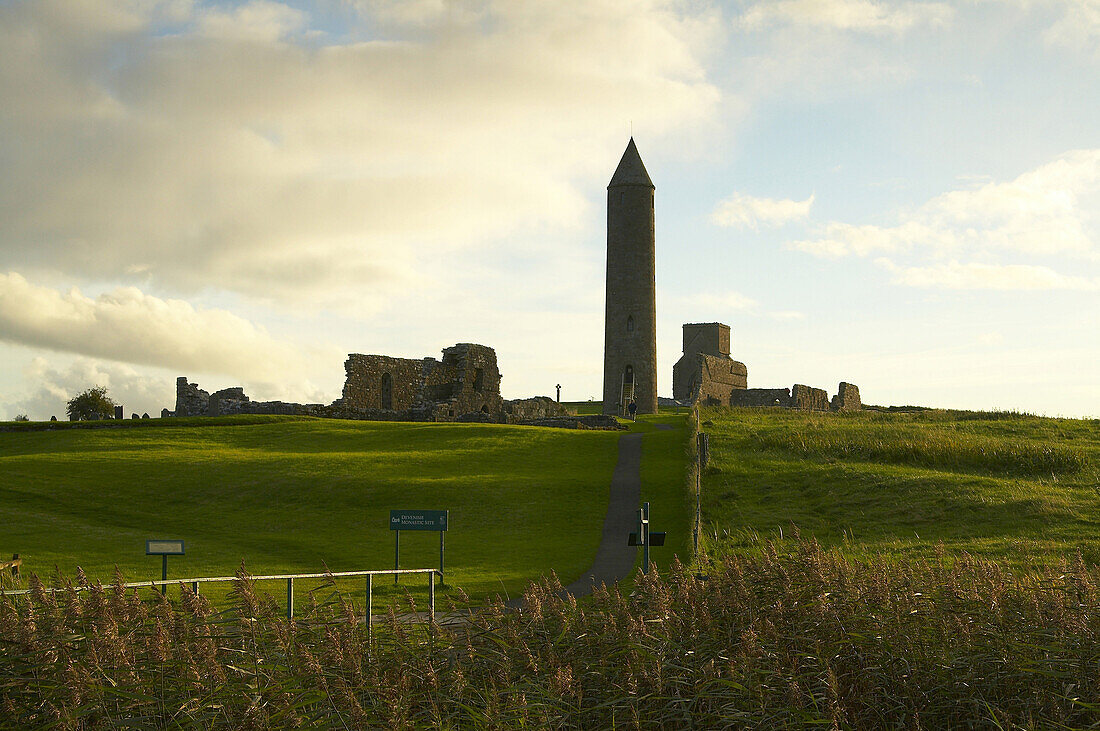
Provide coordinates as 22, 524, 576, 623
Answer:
390, 510, 448, 531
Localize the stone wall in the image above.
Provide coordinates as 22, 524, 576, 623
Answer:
791, 384, 830, 411
504, 396, 572, 422
831, 382, 862, 412
672, 323, 748, 404
690, 354, 748, 405
432, 343, 504, 418
338, 343, 505, 421
208, 387, 249, 417
340, 355, 425, 412
729, 388, 792, 407
727, 383, 862, 411
175, 377, 210, 417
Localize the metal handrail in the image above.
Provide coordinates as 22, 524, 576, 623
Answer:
1, 567, 443, 623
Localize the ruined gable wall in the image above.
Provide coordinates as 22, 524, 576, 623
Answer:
176, 377, 210, 417
341, 355, 425, 411
831, 382, 861, 411
673, 353, 747, 403
433, 343, 504, 417
697, 355, 747, 405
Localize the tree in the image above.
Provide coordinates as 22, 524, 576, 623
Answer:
14, 414, 29, 422
66, 386, 116, 421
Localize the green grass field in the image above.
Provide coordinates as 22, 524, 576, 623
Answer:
1, 412, 693, 604
0, 416, 630, 600
697, 406, 1100, 567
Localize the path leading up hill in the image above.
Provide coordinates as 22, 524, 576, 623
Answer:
560, 432, 642, 597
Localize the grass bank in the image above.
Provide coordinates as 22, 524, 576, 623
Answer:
697, 407, 1100, 567
0, 416, 622, 600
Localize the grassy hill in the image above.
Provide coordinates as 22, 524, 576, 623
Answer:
0, 413, 692, 602
0, 416, 625, 599
697, 406, 1100, 567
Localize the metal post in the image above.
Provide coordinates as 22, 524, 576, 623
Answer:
643, 502, 651, 574
439, 531, 445, 587
366, 574, 373, 646
695, 461, 701, 555
191, 581, 199, 596
161, 555, 168, 595
286, 578, 294, 620
394, 529, 400, 585
428, 571, 435, 621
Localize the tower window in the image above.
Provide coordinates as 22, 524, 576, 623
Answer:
627, 316, 634, 334
381, 372, 393, 410
620, 191, 625, 204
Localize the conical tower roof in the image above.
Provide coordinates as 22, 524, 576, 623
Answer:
608, 137, 654, 188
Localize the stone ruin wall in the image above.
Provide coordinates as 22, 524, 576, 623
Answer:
726, 388, 791, 408
673, 322, 862, 414
336, 343, 505, 421
681, 354, 748, 406
339, 355, 427, 413
672, 323, 748, 406
831, 382, 861, 412
791, 384, 830, 411
727, 382, 861, 412
165, 343, 580, 426
175, 378, 210, 417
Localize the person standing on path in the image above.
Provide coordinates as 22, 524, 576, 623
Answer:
628, 399, 637, 421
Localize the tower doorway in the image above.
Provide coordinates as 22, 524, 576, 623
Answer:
620, 365, 635, 416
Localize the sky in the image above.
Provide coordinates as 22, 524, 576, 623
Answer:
0, 0, 1097, 420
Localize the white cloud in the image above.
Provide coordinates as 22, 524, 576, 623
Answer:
711, 192, 814, 229
197, 1, 307, 41
978, 331, 1004, 345
0, 272, 339, 382
686, 291, 760, 311
0, 0, 721, 308
794, 150, 1100, 260
739, 0, 953, 33
8, 357, 174, 421
1038, 0, 1100, 56
876, 259, 1100, 291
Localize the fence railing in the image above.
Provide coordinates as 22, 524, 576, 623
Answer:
0, 567, 442, 623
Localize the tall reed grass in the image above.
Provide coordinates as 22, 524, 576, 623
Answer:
749, 425, 1089, 476
3, 542, 1099, 728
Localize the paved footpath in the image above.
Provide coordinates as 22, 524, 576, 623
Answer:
559, 432, 643, 598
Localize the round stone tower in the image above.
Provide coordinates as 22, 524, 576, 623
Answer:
603, 138, 657, 416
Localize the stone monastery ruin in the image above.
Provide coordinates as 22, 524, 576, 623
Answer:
159, 138, 860, 423
165, 343, 616, 427
672, 321, 861, 411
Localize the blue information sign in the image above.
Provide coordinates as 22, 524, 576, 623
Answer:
390, 509, 448, 531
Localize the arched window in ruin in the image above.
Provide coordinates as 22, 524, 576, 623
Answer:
381, 372, 393, 410
481, 404, 490, 414
474, 368, 485, 392
627, 315, 634, 334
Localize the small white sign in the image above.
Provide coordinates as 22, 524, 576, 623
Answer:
146, 539, 185, 555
